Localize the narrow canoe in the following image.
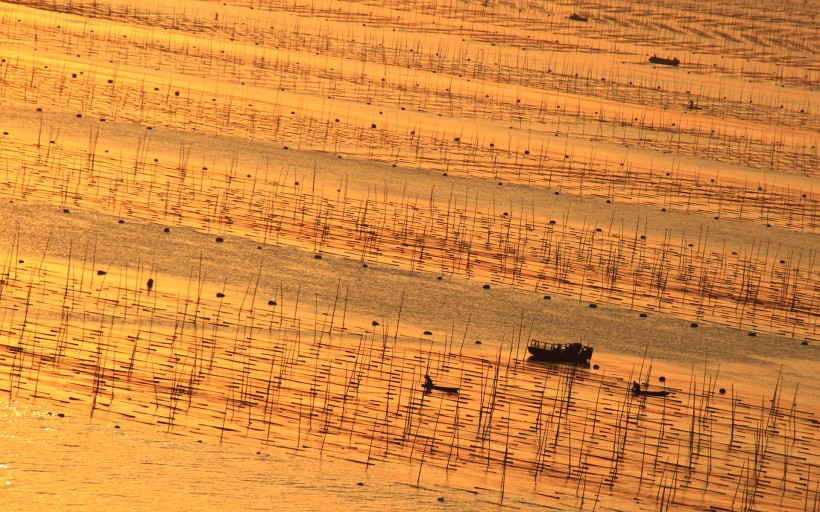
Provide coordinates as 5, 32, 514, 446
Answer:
423, 383, 459, 394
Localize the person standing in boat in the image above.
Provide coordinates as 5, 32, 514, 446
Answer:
632, 381, 641, 393
425, 374, 434, 388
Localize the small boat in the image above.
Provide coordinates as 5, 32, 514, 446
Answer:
422, 382, 460, 394
568, 13, 588, 22
649, 56, 680, 67
423, 375, 459, 394
630, 382, 670, 397
527, 340, 593, 366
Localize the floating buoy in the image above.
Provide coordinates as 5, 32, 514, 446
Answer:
372, 320, 380, 326
215, 237, 224, 243
482, 284, 491, 289
423, 330, 433, 335
216, 292, 225, 298
268, 300, 276, 306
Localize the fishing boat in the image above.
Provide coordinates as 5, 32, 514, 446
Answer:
423, 375, 459, 394
649, 56, 680, 67
526, 339, 593, 365
567, 13, 588, 22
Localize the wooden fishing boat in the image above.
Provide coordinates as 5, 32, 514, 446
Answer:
649, 56, 680, 67
527, 339, 593, 365
568, 13, 588, 22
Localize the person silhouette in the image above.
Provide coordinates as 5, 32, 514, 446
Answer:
632, 381, 641, 393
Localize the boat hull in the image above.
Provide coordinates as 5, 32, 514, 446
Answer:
423, 383, 459, 393
527, 341, 593, 366
632, 389, 670, 397
649, 56, 680, 66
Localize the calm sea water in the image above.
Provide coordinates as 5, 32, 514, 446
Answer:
2, 400, 557, 511
1, 204, 816, 511
0, 131, 816, 511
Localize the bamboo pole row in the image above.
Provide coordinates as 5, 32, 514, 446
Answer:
0, 130, 816, 341
1, 35, 816, 181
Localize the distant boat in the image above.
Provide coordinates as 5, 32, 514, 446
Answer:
649, 56, 680, 67
527, 340, 593, 365
568, 13, 588, 22
423, 375, 459, 394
